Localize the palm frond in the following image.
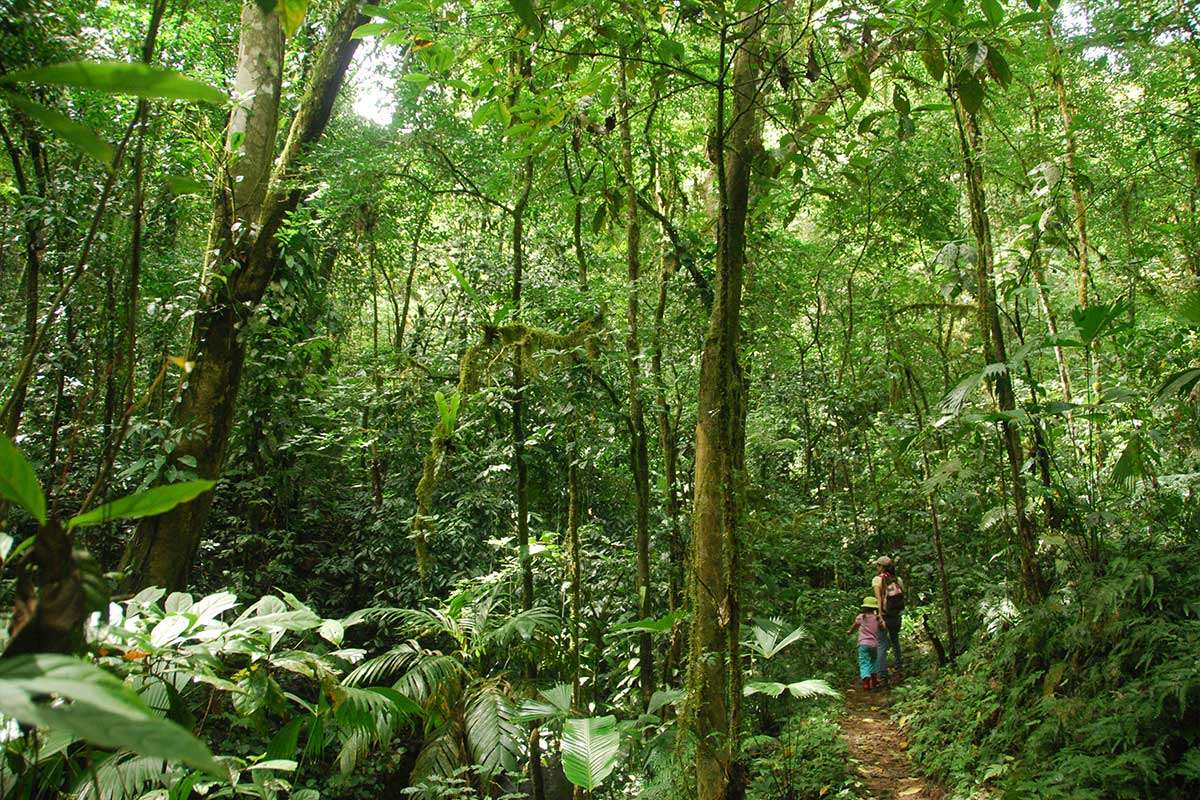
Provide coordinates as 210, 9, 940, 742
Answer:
409, 723, 466, 786
73, 753, 166, 800
479, 606, 557, 652
464, 681, 521, 778
344, 640, 423, 686
392, 654, 468, 705
517, 682, 574, 723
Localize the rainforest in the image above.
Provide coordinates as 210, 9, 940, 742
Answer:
0, 0, 1198, 798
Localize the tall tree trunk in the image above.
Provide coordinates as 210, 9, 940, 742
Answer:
511, 155, 535, 613
689, 12, 763, 800
951, 91, 1048, 605
1044, 12, 1104, 476
618, 49, 655, 711
652, 178, 684, 685
1043, 16, 1090, 308
509, 153, 544, 800
0, 121, 43, 440
119, 1, 366, 591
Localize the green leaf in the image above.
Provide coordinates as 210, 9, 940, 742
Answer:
982, 0, 1004, 26
941, 0, 965, 21
747, 617, 808, 659
67, 479, 216, 530
278, 0, 308, 37
591, 201, 607, 234
921, 37, 945, 82
465, 684, 520, 777
352, 22, 390, 39
165, 175, 208, 195
743, 680, 786, 698
783, 679, 839, 699
0, 655, 223, 776
845, 60, 870, 100
2, 62, 225, 105
506, 0, 543, 36
986, 47, 1012, 88
1154, 367, 1200, 405
1, 91, 114, 166
1071, 297, 1129, 345
957, 73, 984, 114
446, 261, 483, 310
1110, 432, 1156, 491
610, 609, 685, 635
561, 716, 620, 790
0, 434, 46, 525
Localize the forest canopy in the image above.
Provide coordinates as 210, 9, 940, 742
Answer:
1, 0, 1198, 798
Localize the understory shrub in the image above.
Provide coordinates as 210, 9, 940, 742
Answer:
896, 544, 1200, 799
745, 705, 859, 800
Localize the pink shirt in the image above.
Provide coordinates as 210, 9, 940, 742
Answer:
856, 613, 881, 646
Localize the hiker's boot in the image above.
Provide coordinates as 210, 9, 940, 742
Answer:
861, 677, 871, 692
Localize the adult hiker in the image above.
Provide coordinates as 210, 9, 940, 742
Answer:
873, 555, 906, 682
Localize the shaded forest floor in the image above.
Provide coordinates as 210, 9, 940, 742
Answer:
842, 683, 944, 800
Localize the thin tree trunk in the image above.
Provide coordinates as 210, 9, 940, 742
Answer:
690, 11, 763, 800
950, 89, 1048, 605
1044, 12, 1105, 475
652, 181, 684, 685
618, 48, 655, 711
0, 121, 42, 440
512, 156, 534, 613
903, 366, 956, 658
396, 203, 430, 350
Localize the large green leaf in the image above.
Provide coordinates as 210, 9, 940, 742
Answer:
506, 0, 543, 36
278, 0, 308, 37
506, 0, 544, 36
1155, 367, 1200, 405
982, 0, 1004, 26
747, 617, 808, 659
2, 62, 225, 105
561, 716, 620, 790
0, 434, 46, 525
1071, 298, 1130, 345
0, 655, 223, 776
1, 91, 114, 166
67, 479, 216, 530
610, 609, 685, 635
517, 682, 573, 723
743, 678, 837, 700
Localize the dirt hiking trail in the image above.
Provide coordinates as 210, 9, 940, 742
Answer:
841, 684, 944, 800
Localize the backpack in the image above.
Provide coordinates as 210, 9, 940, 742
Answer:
884, 572, 906, 611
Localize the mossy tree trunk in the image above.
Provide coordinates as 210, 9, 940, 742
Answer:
689, 10, 764, 800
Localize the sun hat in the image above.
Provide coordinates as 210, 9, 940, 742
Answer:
861, 596, 879, 609
875, 556, 893, 567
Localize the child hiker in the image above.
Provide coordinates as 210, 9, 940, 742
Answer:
848, 596, 882, 691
